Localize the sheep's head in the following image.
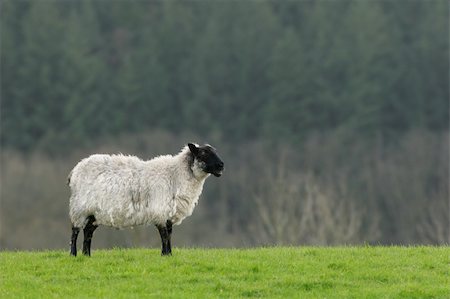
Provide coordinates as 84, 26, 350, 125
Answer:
188, 143, 224, 177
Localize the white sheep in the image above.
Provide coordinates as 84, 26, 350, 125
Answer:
68, 143, 224, 256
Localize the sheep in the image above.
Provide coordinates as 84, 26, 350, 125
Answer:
68, 143, 224, 256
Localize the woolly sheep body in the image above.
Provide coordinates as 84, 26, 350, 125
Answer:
69, 146, 209, 229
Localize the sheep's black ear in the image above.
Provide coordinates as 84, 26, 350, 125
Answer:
188, 143, 199, 156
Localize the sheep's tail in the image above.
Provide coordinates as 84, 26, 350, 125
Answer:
67, 170, 73, 185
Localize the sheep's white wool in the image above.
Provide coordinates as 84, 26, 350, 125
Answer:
69, 146, 209, 228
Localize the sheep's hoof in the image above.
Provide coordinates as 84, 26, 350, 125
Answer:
161, 251, 172, 256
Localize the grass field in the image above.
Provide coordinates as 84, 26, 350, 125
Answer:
1, 247, 448, 298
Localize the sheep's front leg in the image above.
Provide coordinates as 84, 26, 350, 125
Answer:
156, 223, 171, 256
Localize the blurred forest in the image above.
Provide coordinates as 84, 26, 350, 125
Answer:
1, 0, 449, 250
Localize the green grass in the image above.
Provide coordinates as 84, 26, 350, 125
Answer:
1, 247, 448, 298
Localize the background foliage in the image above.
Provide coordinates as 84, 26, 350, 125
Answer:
1, 0, 448, 249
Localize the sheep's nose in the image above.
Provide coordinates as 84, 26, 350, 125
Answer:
217, 161, 224, 169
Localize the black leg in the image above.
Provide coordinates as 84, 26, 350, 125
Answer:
166, 220, 172, 255
70, 227, 80, 256
157, 222, 171, 256
82, 215, 98, 256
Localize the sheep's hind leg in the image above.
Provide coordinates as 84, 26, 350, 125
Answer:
156, 223, 171, 256
166, 220, 173, 255
70, 226, 80, 256
82, 215, 98, 256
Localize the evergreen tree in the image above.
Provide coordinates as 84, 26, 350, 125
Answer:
1, 0, 447, 152
3, 1, 65, 150
189, 1, 281, 140
57, 0, 108, 148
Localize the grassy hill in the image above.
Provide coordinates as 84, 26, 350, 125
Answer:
1, 247, 448, 298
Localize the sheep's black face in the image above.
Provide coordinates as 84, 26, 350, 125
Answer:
188, 143, 224, 177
